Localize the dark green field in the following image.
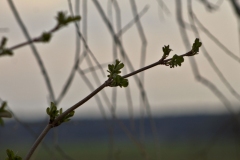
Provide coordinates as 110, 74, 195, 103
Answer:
2, 141, 240, 160
2, 115, 239, 159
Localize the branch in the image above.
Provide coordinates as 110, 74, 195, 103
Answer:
24, 43, 200, 159
123, 50, 193, 79
24, 124, 51, 160
0, 10, 80, 57
24, 79, 110, 160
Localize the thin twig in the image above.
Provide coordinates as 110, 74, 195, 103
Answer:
187, 0, 240, 118
24, 46, 196, 160
56, 0, 105, 104
130, 0, 149, 146
81, 62, 109, 74
56, 0, 82, 105
107, 1, 116, 158
68, 0, 105, 77
25, 124, 52, 160
193, 13, 240, 63
7, 0, 55, 102
112, 0, 136, 131
0, 12, 61, 57
188, 2, 240, 102
92, 2, 156, 144
25, 79, 110, 160
117, 5, 149, 37
0, 99, 53, 157
176, 0, 240, 125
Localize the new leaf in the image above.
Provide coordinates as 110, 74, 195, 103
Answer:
107, 59, 128, 88
192, 38, 202, 54
167, 54, 184, 68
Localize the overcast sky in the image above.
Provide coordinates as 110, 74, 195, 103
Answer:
0, 0, 240, 120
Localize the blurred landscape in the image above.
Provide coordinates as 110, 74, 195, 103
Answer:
1, 0, 240, 159
1, 113, 240, 160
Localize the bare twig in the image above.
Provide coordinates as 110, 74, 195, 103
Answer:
193, 13, 240, 63
130, 0, 149, 145
0, 99, 53, 157
199, 0, 224, 11
92, 0, 158, 142
117, 5, 149, 37
187, 2, 240, 103
155, 0, 171, 20
24, 45, 197, 159
176, 0, 239, 123
25, 124, 52, 160
7, 0, 55, 102
56, 0, 105, 104
107, 1, 117, 158
55, 0, 82, 105
25, 79, 110, 160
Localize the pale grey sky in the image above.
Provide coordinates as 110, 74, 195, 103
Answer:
0, 0, 240, 119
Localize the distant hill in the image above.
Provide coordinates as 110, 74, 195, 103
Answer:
1, 114, 238, 146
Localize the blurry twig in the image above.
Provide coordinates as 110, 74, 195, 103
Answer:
78, 65, 150, 159
129, 0, 150, 153
107, 1, 118, 158
176, 0, 240, 125
52, 1, 81, 160
77, 67, 108, 120
110, 0, 137, 132
68, 0, 105, 77
7, 0, 55, 102
188, 5, 240, 103
56, 0, 82, 105
79, 64, 147, 159
0, 99, 53, 157
187, 2, 240, 158
92, 1, 161, 157
92, 1, 160, 149
193, 13, 240, 63
230, 0, 240, 18
198, 0, 224, 11
81, 62, 110, 73
25, 44, 200, 160
155, 0, 171, 20
56, 0, 105, 104
117, 5, 149, 37
0, 10, 79, 57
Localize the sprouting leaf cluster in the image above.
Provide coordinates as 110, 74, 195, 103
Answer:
56, 11, 81, 27
162, 45, 172, 59
37, 11, 81, 44
6, 149, 22, 160
39, 11, 80, 43
161, 44, 184, 68
167, 54, 184, 68
0, 101, 12, 126
191, 38, 202, 55
0, 11, 81, 57
107, 59, 128, 88
161, 38, 202, 68
0, 37, 13, 56
46, 102, 74, 127
40, 32, 52, 43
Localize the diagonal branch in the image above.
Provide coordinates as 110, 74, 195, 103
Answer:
24, 47, 198, 160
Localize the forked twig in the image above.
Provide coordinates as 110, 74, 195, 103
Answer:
24, 47, 200, 160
